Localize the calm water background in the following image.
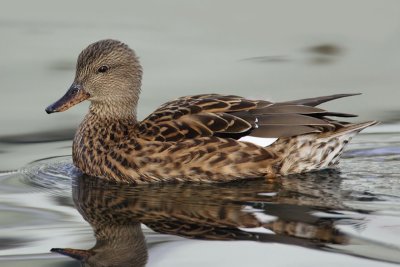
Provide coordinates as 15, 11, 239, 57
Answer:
1, 1, 400, 266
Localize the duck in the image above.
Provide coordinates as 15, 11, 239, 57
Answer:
45, 39, 377, 184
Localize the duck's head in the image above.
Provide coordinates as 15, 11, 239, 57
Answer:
46, 39, 142, 118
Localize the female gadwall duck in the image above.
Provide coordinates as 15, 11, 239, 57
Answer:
46, 39, 376, 183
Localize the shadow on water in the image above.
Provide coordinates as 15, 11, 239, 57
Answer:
48, 170, 400, 267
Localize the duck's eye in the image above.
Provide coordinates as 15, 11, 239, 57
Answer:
97, 65, 109, 73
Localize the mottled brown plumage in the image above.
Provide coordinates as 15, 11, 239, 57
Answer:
46, 39, 377, 183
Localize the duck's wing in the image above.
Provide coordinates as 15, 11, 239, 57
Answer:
137, 93, 358, 142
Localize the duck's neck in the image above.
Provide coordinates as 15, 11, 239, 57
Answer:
77, 105, 137, 147
88, 80, 141, 122
89, 99, 137, 123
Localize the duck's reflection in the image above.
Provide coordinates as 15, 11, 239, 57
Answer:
52, 171, 358, 266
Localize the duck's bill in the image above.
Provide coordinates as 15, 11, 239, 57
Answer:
45, 84, 90, 114
50, 247, 93, 261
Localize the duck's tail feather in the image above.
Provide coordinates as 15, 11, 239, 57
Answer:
277, 93, 361, 107
267, 121, 378, 175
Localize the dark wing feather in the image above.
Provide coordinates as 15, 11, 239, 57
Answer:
250, 104, 357, 117
256, 114, 335, 127
277, 93, 361, 107
137, 93, 359, 141
251, 126, 322, 138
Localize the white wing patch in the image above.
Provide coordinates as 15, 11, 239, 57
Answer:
239, 136, 278, 147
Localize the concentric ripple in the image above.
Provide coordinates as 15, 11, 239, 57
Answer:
20, 156, 81, 193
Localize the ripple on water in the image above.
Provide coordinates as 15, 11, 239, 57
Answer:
20, 156, 80, 194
